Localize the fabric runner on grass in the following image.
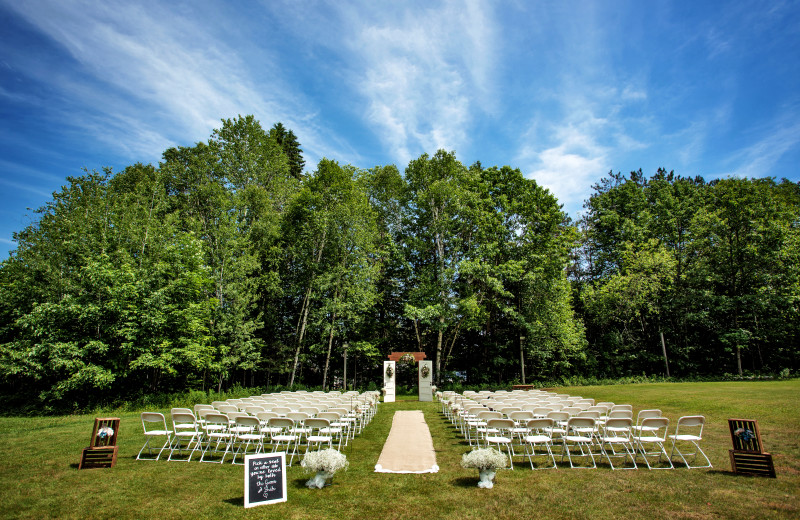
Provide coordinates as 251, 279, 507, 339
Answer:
375, 410, 439, 473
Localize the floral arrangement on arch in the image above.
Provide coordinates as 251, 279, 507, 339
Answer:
420, 365, 431, 379
399, 352, 415, 365
385, 364, 394, 378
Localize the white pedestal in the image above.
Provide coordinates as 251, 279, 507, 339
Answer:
418, 360, 432, 401
383, 361, 396, 402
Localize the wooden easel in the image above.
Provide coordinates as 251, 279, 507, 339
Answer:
728, 418, 775, 478
78, 417, 120, 469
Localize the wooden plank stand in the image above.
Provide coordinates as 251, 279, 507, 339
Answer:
79, 417, 120, 469
728, 418, 775, 478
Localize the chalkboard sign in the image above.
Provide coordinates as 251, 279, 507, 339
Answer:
244, 452, 287, 508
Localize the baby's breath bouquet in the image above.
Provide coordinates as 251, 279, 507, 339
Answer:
461, 448, 508, 489
301, 449, 349, 489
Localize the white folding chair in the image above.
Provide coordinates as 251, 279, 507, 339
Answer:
231, 415, 264, 465
168, 412, 200, 462
668, 416, 711, 468
561, 417, 596, 469
633, 417, 673, 469
485, 418, 516, 470
137, 412, 173, 461
200, 412, 233, 463
269, 417, 300, 466
305, 418, 334, 451
598, 417, 637, 470
523, 418, 557, 470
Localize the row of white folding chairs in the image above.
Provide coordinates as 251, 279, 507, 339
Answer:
456, 414, 710, 471
138, 409, 360, 465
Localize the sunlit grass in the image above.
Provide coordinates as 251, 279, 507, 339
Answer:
0, 381, 797, 519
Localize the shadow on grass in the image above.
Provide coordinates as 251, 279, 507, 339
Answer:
452, 476, 478, 488
223, 496, 243, 507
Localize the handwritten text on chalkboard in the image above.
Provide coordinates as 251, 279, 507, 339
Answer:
244, 453, 287, 508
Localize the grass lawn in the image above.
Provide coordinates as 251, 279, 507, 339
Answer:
0, 380, 798, 519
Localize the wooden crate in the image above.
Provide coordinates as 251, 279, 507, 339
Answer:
727, 418, 776, 478
79, 417, 120, 469
79, 446, 118, 469
729, 450, 776, 478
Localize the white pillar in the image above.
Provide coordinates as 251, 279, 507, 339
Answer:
383, 361, 396, 403
418, 360, 433, 402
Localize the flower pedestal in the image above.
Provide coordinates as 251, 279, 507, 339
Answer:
477, 469, 496, 489
306, 471, 333, 489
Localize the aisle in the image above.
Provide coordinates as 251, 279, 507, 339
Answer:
374, 410, 439, 473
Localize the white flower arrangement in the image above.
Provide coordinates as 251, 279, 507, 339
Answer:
461, 448, 509, 471
399, 352, 415, 364
301, 449, 349, 489
96, 426, 114, 439
385, 364, 394, 378
420, 365, 431, 379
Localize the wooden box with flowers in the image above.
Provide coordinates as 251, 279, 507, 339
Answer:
78, 418, 120, 469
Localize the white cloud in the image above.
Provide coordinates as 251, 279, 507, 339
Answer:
730, 120, 800, 178
342, 0, 497, 166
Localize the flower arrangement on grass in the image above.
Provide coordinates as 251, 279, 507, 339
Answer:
301, 449, 349, 489
461, 448, 509, 489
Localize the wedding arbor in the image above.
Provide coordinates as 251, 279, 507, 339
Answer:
383, 352, 433, 402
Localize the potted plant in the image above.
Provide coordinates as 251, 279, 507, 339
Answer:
301, 449, 349, 489
461, 448, 509, 489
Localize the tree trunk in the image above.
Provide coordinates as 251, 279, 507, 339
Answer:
660, 331, 670, 377
322, 307, 338, 390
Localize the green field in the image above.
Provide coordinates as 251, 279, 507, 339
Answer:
1, 381, 798, 519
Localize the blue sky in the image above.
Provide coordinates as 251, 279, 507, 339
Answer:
1, 0, 799, 260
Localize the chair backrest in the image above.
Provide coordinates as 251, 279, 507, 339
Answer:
562, 407, 582, 416
509, 411, 534, 423
477, 410, 502, 421
603, 417, 633, 432
486, 418, 515, 430
300, 407, 321, 416
318, 411, 341, 422
268, 417, 295, 429
244, 406, 265, 415
194, 404, 214, 413
676, 415, 705, 436
217, 404, 238, 414
532, 407, 553, 417
287, 412, 309, 423
636, 409, 662, 425
172, 412, 197, 428
204, 413, 230, 428
235, 415, 260, 431
256, 411, 279, 423
141, 412, 167, 433
211, 401, 227, 408
608, 410, 633, 419
547, 411, 570, 422
611, 404, 633, 412
578, 410, 601, 419
171, 407, 193, 415
566, 416, 595, 433
526, 417, 554, 432
272, 406, 293, 415
640, 417, 670, 438
305, 418, 330, 430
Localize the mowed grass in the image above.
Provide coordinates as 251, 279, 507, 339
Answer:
0, 380, 798, 519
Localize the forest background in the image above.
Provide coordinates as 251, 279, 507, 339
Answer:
1, 116, 798, 411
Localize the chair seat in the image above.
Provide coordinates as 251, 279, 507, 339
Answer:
669, 434, 701, 442
524, 435, 551, 443
563, 435, 592, 443
486, 435, 512, 443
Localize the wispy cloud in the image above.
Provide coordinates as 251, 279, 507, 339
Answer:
3, 0, 344, 167
339, 0, 497, 166
730, 117, 800, 179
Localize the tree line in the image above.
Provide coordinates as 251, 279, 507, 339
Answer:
0, 116, 797, 407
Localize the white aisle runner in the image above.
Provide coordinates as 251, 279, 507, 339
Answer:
374, 410, 439, 474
